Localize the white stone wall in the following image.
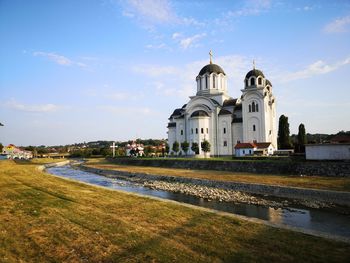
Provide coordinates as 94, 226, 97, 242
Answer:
306, 144, 350, 160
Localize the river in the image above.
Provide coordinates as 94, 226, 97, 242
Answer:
47, 165, 350, 240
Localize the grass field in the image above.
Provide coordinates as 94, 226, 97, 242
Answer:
1, 159, 350, 262
85, 159, 350, 192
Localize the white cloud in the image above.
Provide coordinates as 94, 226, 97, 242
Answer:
172, 32, 181, 39
225, 0, 271, 18
33, 51, 87, 68
179, 33, 206, 49
324, 15, 350, 33
124, 0, 174, 23
145, 43, 170, 50
5, 99, 61, 113
278, 57, 350, 82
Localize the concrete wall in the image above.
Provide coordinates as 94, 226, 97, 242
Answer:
107, 158, 350, 177
306, 144, 350, 160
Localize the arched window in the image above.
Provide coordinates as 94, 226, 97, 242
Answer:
249, 105, 252, 112
213, 75, 216, 89
258, 77, 262, 85
223, 128, 226, 134
252, 102, 256, 112
181, 130, 183, 135
250, 78, 255, 86
205, 75, 208, 89
256, 103, 259, 112
201, 128, 204, 134
191, 128, 193, 134
253, 125, 256, 131
196, 128, 198, 134
206, 128, 209, 134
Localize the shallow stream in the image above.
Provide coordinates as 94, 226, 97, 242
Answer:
47, 165, 350, 239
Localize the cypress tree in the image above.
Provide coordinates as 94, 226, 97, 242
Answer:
297, 123, 307, 152
180, 141, 189, 155
172, 141, 179, 154
278, 115, 292, 149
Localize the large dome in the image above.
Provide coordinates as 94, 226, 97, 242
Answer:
245, 69, 265, 79
198, 63, 225, 76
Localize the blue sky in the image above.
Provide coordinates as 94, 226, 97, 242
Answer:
1, 0, 350, 146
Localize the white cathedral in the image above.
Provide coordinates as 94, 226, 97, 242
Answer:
167, 53, 277, 157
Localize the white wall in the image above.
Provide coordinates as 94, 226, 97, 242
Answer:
306, 144, 350, 160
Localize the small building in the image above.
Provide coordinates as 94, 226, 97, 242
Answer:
126, 141, 144, 157
234, 142, 274, 157
2, 144, 33, 159
305, 144, 350, 160
234, 143, 256, 157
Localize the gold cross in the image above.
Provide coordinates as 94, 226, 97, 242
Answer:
209, 50, 213, 64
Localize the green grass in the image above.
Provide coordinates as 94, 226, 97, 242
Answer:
1, 159, 350, 262
86, 159, 350, 192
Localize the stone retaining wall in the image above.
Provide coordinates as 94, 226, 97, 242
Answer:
81, 165, 350, 206
107, 158, 350, 177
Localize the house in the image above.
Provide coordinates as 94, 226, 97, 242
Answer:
234, 142, 274, 157
234, 143, 256, 157
2, 144, 33, 159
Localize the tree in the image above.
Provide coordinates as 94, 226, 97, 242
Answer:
191, 142, 199, 154
201, 140, 211, 157
180, 141, 189, 156
165, 143, 169, 154
0, 143, 3, 153
278, 115, 292, 149
297, 123, 307, 153
172, 141, 179, 155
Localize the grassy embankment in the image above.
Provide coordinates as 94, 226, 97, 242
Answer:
85, 159, 350, 192
1, 159, 350, 262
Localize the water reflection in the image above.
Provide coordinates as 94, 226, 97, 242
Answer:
47, 165, 350, 238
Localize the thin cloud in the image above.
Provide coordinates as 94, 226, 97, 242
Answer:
324, 15, 350, 33
279, 57, 350, 82
123, 0, 174, 23
5, 99, 61, 113
33, 51, 87, 68
97, 105, 155, 116
179, 33, 206, 49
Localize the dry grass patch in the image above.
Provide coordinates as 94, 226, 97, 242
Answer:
0, 160, 349, 262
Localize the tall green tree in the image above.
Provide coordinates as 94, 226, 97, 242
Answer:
297, 123, 307, 153
278, 115, 292, 149
0, 143, 3, 152
180, 141, 189, 155
201, 140, 211, 157
191, 142, 199, 154
172, 141, 179, 155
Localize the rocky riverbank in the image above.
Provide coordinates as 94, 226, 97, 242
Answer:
142, 180, 333, 210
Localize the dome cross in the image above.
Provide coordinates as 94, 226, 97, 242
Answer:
209, 50, 213, 64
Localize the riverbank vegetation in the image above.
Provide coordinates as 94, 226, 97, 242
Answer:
1, 159, 349, 262
86, 159, 350, 192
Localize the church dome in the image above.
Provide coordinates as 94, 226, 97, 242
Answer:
245, 69, 265, 79
265, 79, 272, 86
198, 64, 225, 76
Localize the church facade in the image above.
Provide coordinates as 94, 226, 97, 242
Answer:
167, 55, 277, 156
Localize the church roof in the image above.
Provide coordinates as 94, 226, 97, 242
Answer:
190, 110, 209, 118
232, 117, 243, 123
167, 122, 176, 128
169, 108, 184, 118
245, 69, 265, 79
198, 63, 226, 76
234, 104, 242, 111
218, 109, 232, 115
265, 79, 272, 87
223, 98, 237, 107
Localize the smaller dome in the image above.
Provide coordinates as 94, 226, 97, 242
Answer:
191, 110, 209, 118
245, 69, 265, 79
265, 79, 272, 87
198, 64, 225, 76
